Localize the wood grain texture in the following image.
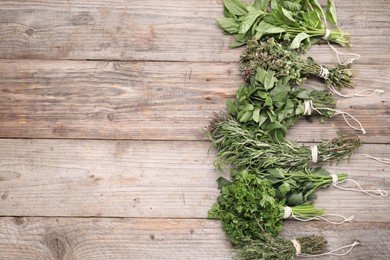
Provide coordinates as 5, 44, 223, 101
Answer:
0, 217, 389, 260
0, 139, 388, 221
0, 60, 388, 141
0, 0, 388, 63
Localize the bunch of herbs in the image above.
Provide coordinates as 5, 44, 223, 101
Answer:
217, 0, 350, 49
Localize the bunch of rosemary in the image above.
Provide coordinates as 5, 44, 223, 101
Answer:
208, 113, 361, 172
241, 38, 353, 89
217, 0, 349, 49
227, 68, 337, 140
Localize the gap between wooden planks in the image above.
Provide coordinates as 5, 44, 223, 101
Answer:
0, 60, 388, 142
0, 217, 389, 260
0, 0, 389, 63
0, 139, 388, 221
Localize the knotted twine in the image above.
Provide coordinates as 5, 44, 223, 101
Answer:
303, 100, 366, 134
291, 238, 360, 257
330, 173, 388, 198
283, 206, 354, 225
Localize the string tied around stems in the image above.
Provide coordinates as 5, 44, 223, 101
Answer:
330, 173, 388, 198
292, 238, 360, 257
283, 206, 354, 225
303, 100, 366, 134
318, 66, 329, 79
322, 29, 361, 65
311, 145, 318, 163
328, 84, 385, 98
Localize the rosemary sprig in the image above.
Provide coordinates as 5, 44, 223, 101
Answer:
208, 113, 361, 172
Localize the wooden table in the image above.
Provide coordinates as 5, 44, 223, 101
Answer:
0, 0, 389, 259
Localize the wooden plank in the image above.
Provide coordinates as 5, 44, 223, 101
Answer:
0, 60, 388, 142
0, 139, 388, 220
0, 217, 388, 259
0, 0, 389, 63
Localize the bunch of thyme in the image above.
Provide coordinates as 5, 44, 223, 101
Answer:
208, 113, 361, 172
241, 38, 354, 89
236, 235, 327, 260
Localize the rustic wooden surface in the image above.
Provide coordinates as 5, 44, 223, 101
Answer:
0, 0, 389, 259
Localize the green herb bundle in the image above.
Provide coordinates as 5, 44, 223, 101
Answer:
217, 0, 350, 49
208, 170, 325, 245
236, 235, 327, 260
226, 168, 348, 206
227, 68, 336, 140
208, 113, 361, 171
241, 38, 353, 89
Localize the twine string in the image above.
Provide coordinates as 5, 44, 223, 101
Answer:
328, 85, 385, 98
318, 66, 329, 79
299, 241, 360, 257
303, 100, 366, 134
357, 154, 390, 164
331, 175, 388, 198
284, 206, 354, 225
311, 145, 318, 163
290, 239, 301, 256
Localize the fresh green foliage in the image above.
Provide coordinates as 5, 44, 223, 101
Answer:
208, 113, 361, 172
217, 0, 350, 49
208, 170, 325, 245
225, 168, 348, 206
241, 38, 354, 89
236, 235, 327, 259
227, 68, 336, 140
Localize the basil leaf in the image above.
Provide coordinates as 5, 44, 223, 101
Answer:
287, 193, 303, 206
290, 32, 310, 49
326, 0, 338, 25
253, 0, 268, 11
239, 9, 263, 34
217, 17, 239, 34
240, 111, 253, 122
223, 0, 248, 16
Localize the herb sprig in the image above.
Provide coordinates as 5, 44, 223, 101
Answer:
208, 170, 325, 245
218, 0, 350, 49
208, 113, 361, 172
241, 38, 354, 89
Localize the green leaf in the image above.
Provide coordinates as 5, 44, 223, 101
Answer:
265, 26, 286, 34
281, 8, 297, 23
240, 111, 253, 122
244, 103, 254, 111
264, 70, 277, 90
217, 17, 239, 34
258, 111, 268, 126
326, 0, 338, 25
252, 108, 261, 123
264, 96, 273, 107
255, 67, 268, 84
268, 168, 285, 178
217, 177, 232, 189
226, 98, 237, 115
288, 193, 303, 206
281, 1, 302, 11
223, 0, 248, 16
239, 9, 263, 34
290, 32, 310, 49
253, 0, 268, 11
278, 182, 291, 196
